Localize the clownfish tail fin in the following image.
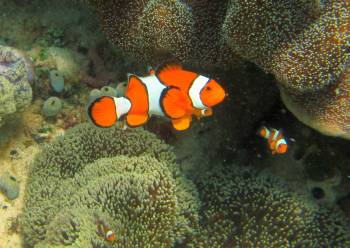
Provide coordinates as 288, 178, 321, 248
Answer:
87, 96, 118, 128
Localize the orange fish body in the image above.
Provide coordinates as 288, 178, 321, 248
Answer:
88, 65, 226, 131
105, 229, 116, 242
257, 126, 288, 155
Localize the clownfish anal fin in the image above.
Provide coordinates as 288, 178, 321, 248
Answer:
162, 88, 187, 118
126, 114, 148, 127
172, 115, 192, 131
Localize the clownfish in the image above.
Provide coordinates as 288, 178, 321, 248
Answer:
95, 218, 116, 242
105, 229, 116, 242
257, 126, 288, 155
87, 64, 226, 130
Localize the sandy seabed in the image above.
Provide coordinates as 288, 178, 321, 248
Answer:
0, 102, 64, 248
0, 132, 39, 248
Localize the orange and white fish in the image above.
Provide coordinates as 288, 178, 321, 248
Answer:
95, 219, 116, 242
257, 126, 288, 155
87, 65, 226, 130
105, 229, 116, 242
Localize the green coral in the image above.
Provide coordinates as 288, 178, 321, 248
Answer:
42, 96, 63, 117
186, 165, 350, 247
22, 123, 199, 247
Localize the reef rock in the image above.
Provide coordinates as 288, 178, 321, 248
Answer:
0, 45, 33, 127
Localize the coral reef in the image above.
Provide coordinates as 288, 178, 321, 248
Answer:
79, 45, 118, 88
0, 45, 33, 127
269, 0, 350, 139
82, 0, 239, 68
42, 96, 63, 117
81, 0, 350, 139
22, 123, 199, 247
100, 85, 117, 97
187, 165, 350, 247
49, 69, 65, 93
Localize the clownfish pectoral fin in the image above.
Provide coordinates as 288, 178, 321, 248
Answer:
162, 88, 188, 119
171, 116, 192, 131
147, 66, 155, 75
202, 108, 213, 117
126, 114, 148, 127
87, 96, 117, 128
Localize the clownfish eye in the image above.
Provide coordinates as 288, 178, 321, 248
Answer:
206, 86, 212, 91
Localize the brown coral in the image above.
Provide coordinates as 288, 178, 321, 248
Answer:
269, 0, 350, 138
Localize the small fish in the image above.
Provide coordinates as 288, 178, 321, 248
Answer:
257, 126, 288, 155
95, 220, 116, 242
105, 229, 116, 242
87, 64, 226, 131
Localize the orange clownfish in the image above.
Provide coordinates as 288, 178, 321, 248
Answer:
257, 126, 288, 155
105, 229, 116, 242
96, 221, 116, 242
95, 219, 116, 242
87, 64, 226, 131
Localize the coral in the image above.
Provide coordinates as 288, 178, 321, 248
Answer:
79, 45, 118, 88
222, 0, 350, 139
186, 165, 350, 247
30, 46, 85, 84
42, 96, 63, 117
0, 45, 33, 127
269, 0, 350, 139
137, 0, 194, 63
88, 88, 102, 101
82, 0, 350, 139
0, 172, 20, 200
22, 123, 199, 247
83, 0, 239, 68
221, 0, 317, 66
49, 69, 65, 93
100, 85, 117, 97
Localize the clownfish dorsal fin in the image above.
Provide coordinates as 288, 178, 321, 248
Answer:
156, 64, 198, 90
162, 87, 188, 119
156, 64, 183, 77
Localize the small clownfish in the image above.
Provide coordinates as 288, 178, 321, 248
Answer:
257, 126, 288, 155
87, 64, 226, 131
96, 222, 116, 242
105, 229, 116, 242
